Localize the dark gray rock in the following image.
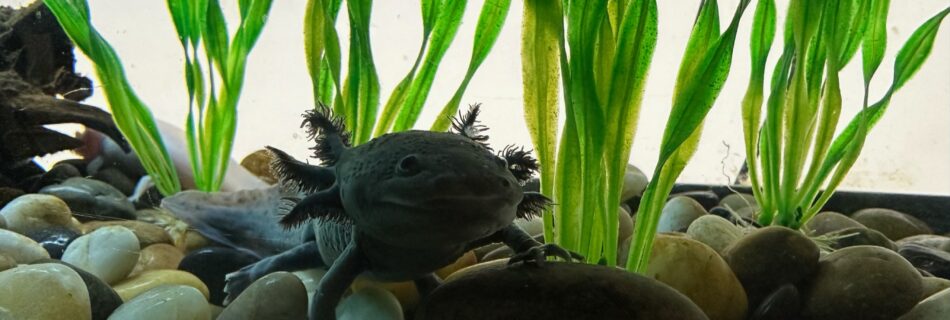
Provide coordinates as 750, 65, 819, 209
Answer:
91, 167, 134, 196
35, 258, 123, 320
178, 246, 260, 306
897, 235, 950, 253
217, 272, 307, 320
723, 226, 819, 307
670, 190, 719, 211
899, 243, 950, 279
417, 262, 708, 320
719, 193, 757, 212
802, 245, 922, 320
828, 227, 898, 251
657, 196, 707, 233
851, 208, 932, 241
803, 211, 865, 236
2, 160, 44, 183
750, 283, 800, 320
55, 159, 89, 176
709, 206, 762, 227
0, 186, 23, 208
621, 164, 648, 203
97, 135, 147, 179
31, 162, 80, 192
38, 177, 135, 221
25, 226, 80, 259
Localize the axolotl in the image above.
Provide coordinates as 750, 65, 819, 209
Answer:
222, 104, 579, 319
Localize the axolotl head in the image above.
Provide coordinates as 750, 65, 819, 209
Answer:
338, 129, 545, 248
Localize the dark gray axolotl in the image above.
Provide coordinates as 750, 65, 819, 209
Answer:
222, 104, 580, 320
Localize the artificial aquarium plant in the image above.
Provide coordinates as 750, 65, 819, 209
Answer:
522, 0, 751, 271
44, 0, 274, 194
44, 0, 180, 196
739, 0, 950, 229
303, 0, 511, 145
167, 0, 274, 192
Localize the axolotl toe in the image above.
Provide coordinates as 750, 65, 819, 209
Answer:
222, 104, 579, 320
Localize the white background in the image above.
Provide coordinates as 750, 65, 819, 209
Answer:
6, 0, 949, 194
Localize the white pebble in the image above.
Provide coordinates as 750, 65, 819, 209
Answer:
108, 285, 211, 320
62, 225, 140, 284
0, 228, 49, 263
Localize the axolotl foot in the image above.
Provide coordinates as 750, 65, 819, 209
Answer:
508, 243, 584, 267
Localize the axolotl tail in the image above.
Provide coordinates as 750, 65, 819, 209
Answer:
161, 186, 313, 259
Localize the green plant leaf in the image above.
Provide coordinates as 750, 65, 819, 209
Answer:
892, 7, 950, 91
373, 0, 440, 137
430, 0, 512, 132
628, 0, 750, 272
796, 6, 950, 225
862, 0, 890, 84
522, 0, 563, 245
391, 0, 467, 132
305, 0, 328, 103
740, 0, 775, 219
45, 0, 182, 195
341, 0, 380, 144
204, 0, 229, 76
562, 0, 608, 263
601, 0, 657, 266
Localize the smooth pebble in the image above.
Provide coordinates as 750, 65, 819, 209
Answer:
0, 263, 91, 320
38, 177, 136, 221
338, 286, 404, 320
657, 196, 707, 233
62, 225, 140, 284
0, 228, 50, 263
113, 269, 210, 302
108, 285, 211, 320
900, 287, 950, 320
0, 254, 14, 272
218, 272, 307, 320
802, 245, 922, 320
25, 226, 81, 259
851, 208, 932, 241
178, 246, 260, 305
0, 193, 78, 234
36, 259, 123, 320
82, 220, 172, 248
129, 243, 184, 277
687, 214, 743, 254
647, 234, 747, 320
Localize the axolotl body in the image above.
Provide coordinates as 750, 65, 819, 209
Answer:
222, 105, 577, 319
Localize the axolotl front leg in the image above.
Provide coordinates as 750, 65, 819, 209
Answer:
471, 224, 583, 266
311, 238, 364, 320
306, 225, 579, 320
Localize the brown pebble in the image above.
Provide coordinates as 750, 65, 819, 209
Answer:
82, 220, 172, 248
129, 243, 185, 278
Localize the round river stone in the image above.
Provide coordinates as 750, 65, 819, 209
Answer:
723, 226, 819, 307
416, 261, 707, 319
178, 246, 260, 305
802, 245, 922, 320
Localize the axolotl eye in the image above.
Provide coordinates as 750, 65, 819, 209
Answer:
396, 154, 421, 177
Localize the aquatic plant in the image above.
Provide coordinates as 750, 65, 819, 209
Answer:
628, 0, 751, 272
303, 0, 512, 145
740, 0, 950, 229
45, 0, 274, 194
166, 0, 274, 192
45, 0, 181, 195
522, 0, 750, 271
